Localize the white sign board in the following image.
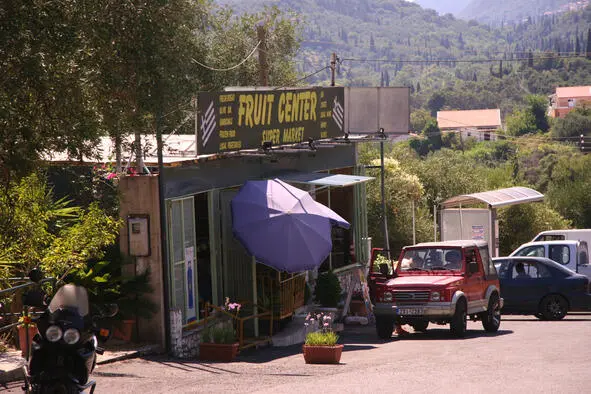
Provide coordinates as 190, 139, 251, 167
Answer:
344, 87, 410, 134
441, 208, 494, 255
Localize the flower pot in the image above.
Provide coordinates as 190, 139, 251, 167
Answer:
302, 344, 344, 364
18, 325, 39, 358
199, 342, 240, 362
113, 319, 135, 342
349, 300, 368, 316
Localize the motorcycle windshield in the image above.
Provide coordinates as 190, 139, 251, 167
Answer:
48, 284, 89, 317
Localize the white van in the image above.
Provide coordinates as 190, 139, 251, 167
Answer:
532, 229, 591, 247
510, 240, 591, 278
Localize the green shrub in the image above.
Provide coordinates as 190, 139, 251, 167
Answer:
202, 325, 236, 344
314, 271, 342, 307
305, 331, 338, 346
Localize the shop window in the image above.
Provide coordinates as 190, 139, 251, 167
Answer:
168, 197, 197, 325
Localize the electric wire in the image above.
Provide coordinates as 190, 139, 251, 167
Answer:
341, 53, 587, 65
273, 65, 330, 90
191, 40, 262, 72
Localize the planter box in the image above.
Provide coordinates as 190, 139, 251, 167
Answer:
302, 344, 344, 364
18, 325, 39, 358
199, 342, 239, 362
113, 319, 135, 342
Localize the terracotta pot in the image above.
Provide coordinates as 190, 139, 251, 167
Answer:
113, 319, 135, 341
199, 342, 240, 362
302, 344, 344, 364
18, 324, 39, 358
349, 300, 368, 316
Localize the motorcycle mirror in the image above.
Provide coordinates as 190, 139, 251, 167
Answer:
28, 268, 44, 283
104, 304, 119, 318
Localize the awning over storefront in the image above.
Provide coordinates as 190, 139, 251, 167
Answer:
279, 172, 374, 188
442, 186, 544, 209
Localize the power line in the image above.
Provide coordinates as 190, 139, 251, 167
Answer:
273, 65, 330, 90
341, 54, 587, 65
191, 40, 262, 72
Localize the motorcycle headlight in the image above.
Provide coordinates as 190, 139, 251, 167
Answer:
45, 325, 63, 342
63, 328, 81, 345
383, 292, 393, 302
431, 291, 441, 301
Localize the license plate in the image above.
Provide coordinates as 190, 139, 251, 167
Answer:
396, 307, 424, 316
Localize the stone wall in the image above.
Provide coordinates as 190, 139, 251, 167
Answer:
170, 309, 200, 359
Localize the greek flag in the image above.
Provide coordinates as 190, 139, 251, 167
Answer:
332, 96, 344, 131
201, 101, 216, 148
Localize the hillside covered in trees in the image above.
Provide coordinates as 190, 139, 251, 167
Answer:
220, 0, 591, 115
459, 0, 586, 24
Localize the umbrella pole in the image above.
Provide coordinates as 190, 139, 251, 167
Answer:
252, 256, 259, 338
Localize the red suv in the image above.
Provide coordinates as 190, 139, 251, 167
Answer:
368, 240, 503, 338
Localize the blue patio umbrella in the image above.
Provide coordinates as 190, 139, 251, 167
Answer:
231, 178, 350, 273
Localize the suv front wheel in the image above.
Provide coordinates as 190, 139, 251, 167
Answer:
450, 299, 467, 338
375, 316, 394, 339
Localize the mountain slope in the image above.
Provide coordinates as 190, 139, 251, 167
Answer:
414, 0, 472, 15
459, 0, 583, 24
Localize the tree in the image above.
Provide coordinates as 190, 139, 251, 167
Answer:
587, 28, 591, 59
526, 95, 550, 133
410, 109, 434, 133
427, 92, 446, 117
552, 107, 591, 138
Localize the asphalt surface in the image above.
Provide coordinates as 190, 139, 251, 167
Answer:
3, 314, 591, 394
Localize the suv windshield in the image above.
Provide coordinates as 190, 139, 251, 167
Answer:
399, 248, 463, 272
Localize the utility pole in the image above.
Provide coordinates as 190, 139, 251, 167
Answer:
330, 52, 337, 87
257, 25, 269, 87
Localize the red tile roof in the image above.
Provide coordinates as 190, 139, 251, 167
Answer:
437, 109, 501, 129
556, 86, 591, 99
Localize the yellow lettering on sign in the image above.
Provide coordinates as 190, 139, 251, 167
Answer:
282, 127, 304, 143
220, 118, 232, 126
220, 142, 227, 150
220, 94, 235, 103
220, 130, 236, 138
278, 91, 317, 124
262, 129, 281, 145
238, 94, 274, 127
227, 141, 242, 149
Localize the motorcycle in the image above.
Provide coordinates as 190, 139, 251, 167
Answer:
22, 270, 117, 394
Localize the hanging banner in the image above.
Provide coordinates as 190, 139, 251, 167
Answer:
185, 246, 197, 323
197, 87, 345, 154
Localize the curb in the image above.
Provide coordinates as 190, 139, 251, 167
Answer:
0, 345, 162, 384
97, 344, 163, 366
0, 365, 25, 385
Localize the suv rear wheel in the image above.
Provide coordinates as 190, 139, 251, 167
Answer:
481, 293, 501, 332
375, 316, 394, 339
450, 299, 467, 338
411, 321, 429, 332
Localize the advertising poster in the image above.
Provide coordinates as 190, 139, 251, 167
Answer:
185, 246, 196, 323
197, 87, 345, 154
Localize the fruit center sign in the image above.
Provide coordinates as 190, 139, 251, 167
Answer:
197, 87, 345, 155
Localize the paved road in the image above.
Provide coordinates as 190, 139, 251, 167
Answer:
4, 314, 591, 393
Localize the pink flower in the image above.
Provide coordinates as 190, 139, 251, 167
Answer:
323, 323, 329, 327
106, 172, 117, 180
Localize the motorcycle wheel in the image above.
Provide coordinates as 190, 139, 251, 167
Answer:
37, 382, 79, 394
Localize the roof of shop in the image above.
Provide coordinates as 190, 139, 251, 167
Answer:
437, 109, 502, 130
279, 172, 374, 187
442, 187, 544, 209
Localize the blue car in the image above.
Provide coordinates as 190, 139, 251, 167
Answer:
493, 256, 591, 320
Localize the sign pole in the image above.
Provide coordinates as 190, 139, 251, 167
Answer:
380, 138, 390, 259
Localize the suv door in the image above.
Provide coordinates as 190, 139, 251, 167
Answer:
464, 247, 486, 313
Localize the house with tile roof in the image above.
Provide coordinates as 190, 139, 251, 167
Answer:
549, 86, 591, 118
436, 109, 502, 141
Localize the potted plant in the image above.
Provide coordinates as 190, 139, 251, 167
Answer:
17, 312, 39, 358
199, 298, 241, 362
314, 270, 342, 310
302, 312, 343, 364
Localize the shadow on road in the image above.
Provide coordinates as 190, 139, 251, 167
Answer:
502, 317, 591, 322
94, 371, 141, 378
387, 328, 514, 341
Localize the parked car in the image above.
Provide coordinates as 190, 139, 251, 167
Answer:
510, 240, 590, 278
493, 256, 591, 320
368, 240, 502, 338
